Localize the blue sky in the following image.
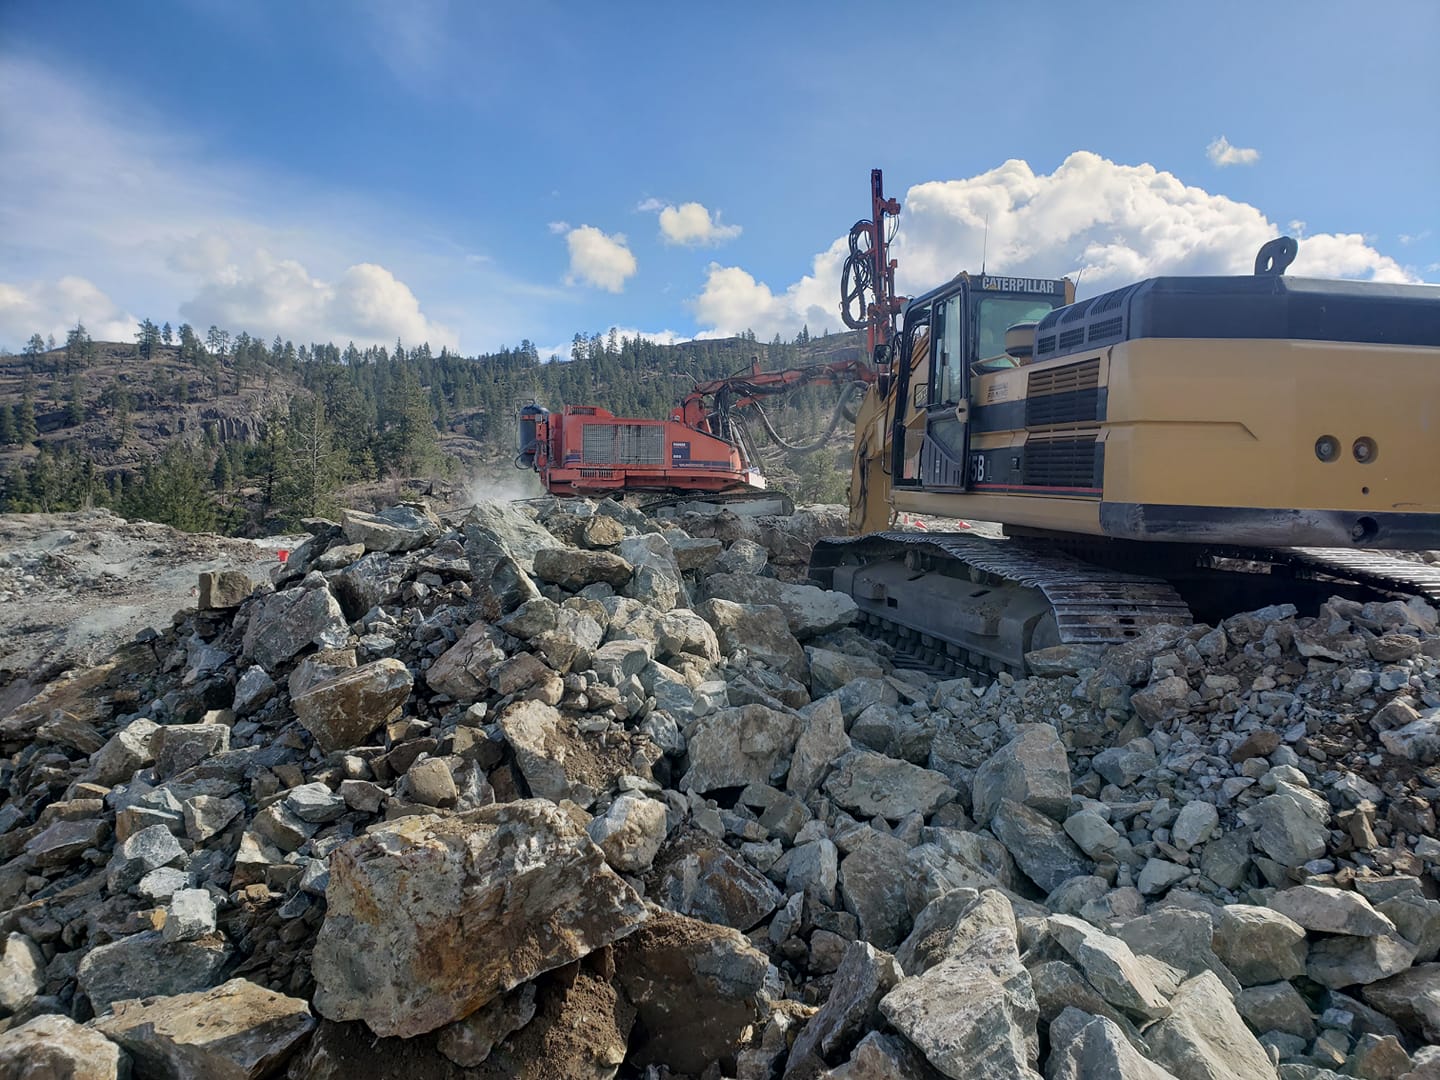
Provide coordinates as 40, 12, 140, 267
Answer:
2, 1, 1436, 357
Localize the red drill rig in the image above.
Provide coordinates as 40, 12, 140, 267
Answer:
517, 356, 873, 497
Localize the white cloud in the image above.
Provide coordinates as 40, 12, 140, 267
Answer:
0, 55, 481, 351
559, 225, 637, 293
177, 249, 454, 348
654, 201, 742, 247
1207, 136, 1260, 167
635, 198, 666, 213
547, 221, 571, 235
0, 276, 138, 349
692, 152, 1421, 339
1399, 230, 1431, 246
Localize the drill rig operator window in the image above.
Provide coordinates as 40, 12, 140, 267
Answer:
972, 297, 1063, 374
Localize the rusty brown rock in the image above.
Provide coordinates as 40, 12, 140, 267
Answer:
292, 658, 414, 752
311, 799, 646, 1038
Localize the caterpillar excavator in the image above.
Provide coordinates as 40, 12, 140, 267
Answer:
809, 170, 1440, 677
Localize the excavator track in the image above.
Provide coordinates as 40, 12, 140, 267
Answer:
1280, 548, 1440, 605
812, 531, 1193, 678
813, 532, 1440, 682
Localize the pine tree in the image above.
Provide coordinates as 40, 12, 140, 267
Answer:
65, 322, 94, 372
66, 374, 86, 427
16, 392, 37, 444
162, 322, 174, 346
211, 450, 232, 492
120, 443, 218, 532
22, 334, 45, 368
178, 323, 201, 360
275, 395, 347, 525
135, 319, 161, 360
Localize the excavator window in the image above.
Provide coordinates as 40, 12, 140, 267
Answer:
973, 297, 1061, 372
936, 295, 964, 403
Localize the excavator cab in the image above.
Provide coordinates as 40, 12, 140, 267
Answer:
891, 274, 1072, 493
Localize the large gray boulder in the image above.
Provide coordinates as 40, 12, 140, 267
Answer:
425, 621, 506, 700
680, 704, 803, 794
703, 573, 857, 639
463, 500, 559, 572
1211, 905, 1308, 987
83, 717, 160, 786
788, 696, 851, 798
311, 800, 646, 1038
879, 891, 1040, 1079
0, 1014, 126, 1079
989, 799, 1091, 894
586, 792, 668, 873
838, 833, 914, 951
1046, 914, 1171, 1021
1045, 1008, 1181, 1080
330, 552, 410, 619
77, 931, 232, 1014
658, 848, 782, 932
1146, 971, 1277, 1080
292, 658, 413, 752
971, 724, 1071, 823
1269, 885, 1396, 938
532, 547, 634, 590
241, 584, 349, 669
1241, 788, 1329, 868
1361, 962, 1440, 1043
92, 977, 315, 1079
0, 932, 44, 1016
696, 599, 808, 681
342, 504, 441, 553
823, 751, 957, 821
1306, 933, 1417, 989
618, 533, 684, 610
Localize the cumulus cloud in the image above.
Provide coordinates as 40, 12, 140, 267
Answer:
692, 152, 1419, 339
1207, 136, 1260, 166
654, 201, 742, 246
0, 276, 138, 349
175, 247, 454, 348
559, 225, 637, 293
0, 54, 479, 351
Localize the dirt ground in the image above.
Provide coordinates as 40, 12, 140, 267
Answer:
0, 509, 296, 712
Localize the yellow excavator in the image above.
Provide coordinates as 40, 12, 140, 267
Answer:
810, 171, 1440, 676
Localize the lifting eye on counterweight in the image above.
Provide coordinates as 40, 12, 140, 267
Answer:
1254, 236, 1298, 276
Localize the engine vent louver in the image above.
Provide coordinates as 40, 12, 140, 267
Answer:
582, 422, 665, 465
1026, 359, 1102, 426
1087, 315, 1124, 343
1023, 432, 1101, 488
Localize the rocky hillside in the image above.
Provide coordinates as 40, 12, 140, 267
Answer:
1, 499, 1438, 1078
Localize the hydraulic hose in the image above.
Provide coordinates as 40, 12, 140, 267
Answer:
840, 220, 875, 330
748, 380, 867, 453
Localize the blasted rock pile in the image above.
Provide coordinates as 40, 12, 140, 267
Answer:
0, 496, 1438, 1078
